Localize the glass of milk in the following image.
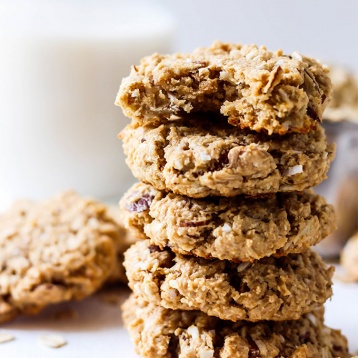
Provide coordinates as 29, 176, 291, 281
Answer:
0, 0, 175, 209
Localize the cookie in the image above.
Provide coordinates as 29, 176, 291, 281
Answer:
120, 117, 335, 198
120, 182, 336, 262
324, 65, 358, 122
123, 295, 349, 358
116, 42, 332, 135
124, 240, 333, 322
341, 231, 358, 281
0, 191, 127, 323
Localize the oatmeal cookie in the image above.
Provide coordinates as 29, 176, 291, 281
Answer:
0, 191, 127, 323
123, 295, 349, 358
116, 42, 331, 135
120, 183, 336, 262
124, 240, 334, 322
120, 117, 335, 198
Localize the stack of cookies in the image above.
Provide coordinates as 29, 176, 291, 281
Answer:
117, 42, 349, 357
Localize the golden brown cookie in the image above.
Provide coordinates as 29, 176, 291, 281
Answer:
124, 240, 334, 322
117, 42, 332, 135
123, 295, 349, 358
0, 191, 128, 323
120, 117, 335, 198
120, 182, 336, 262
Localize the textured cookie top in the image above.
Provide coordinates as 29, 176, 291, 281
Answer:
0, 191, 126, 323
117, 42, 332, 134
124, 240, 334, 322
120, 182, 336, 262
123, 295, 349, 358
120, 117, 335, 197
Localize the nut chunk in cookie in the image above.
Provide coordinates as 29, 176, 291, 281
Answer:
123, 295, 349, 358
116, 42, 332, 135
0, 191, 126, 323
124, 240, 334, 322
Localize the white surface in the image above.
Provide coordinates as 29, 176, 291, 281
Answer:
0, 275, 357, 357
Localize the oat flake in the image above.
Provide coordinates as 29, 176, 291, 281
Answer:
39, 334, 67, 348
0, 332, 15, 344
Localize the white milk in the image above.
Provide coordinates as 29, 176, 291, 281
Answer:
0, 0, 175, 210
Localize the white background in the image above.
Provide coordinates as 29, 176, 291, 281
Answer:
156, 0, 358, 71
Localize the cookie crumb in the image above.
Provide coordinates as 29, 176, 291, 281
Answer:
0, 332, 15, 344
39, 334, 67, 348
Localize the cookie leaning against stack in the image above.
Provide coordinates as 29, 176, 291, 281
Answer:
117, 42, 349, 357
0, 191, 132, 323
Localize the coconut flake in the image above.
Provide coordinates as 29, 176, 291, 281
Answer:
168, 280, 179, 289
199, 349, 214, 358
187, 326, 199, 339
292, 51, 303, 61
222, 223, 232, 233
286, 165, 303, 176
275, 59, 286, 67
199, 152, 211, 162
131, 89, 140, 98
307, 313, 318, 326
255, 340, 268, 355
246, 50, 257, 60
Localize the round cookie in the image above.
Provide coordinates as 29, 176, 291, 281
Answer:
0, 191, 126, 323
116, 42, 332, 135
120, 117, 335, 198
341, 231, 358, 282
123, 295, 349, 358
124, 240, 334, 322
120, 182, 336, 262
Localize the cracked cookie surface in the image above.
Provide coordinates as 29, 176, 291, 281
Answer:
120, 117, 335, 198
124, 240, 334, 322
120, 182, 336, 262
0, 191, 128, 323
116, 42, 332, 135
123, 295, 349, 358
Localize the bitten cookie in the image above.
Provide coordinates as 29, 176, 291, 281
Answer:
0, 191, 127, 323
120, 117, 335, 198
120, 182, 336, 262
124, 240, 334, 322
123, 295, 349, 358
116, 42, 332, 135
